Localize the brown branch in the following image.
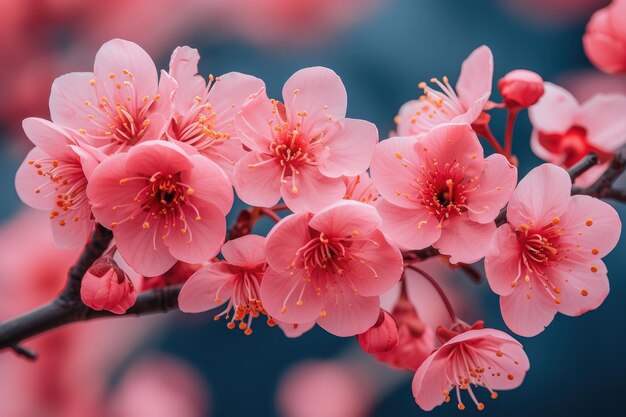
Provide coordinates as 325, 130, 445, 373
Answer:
573, 153, 626, 200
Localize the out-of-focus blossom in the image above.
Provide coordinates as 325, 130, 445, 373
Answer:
485, 164, 620, 337
529, 82, 626, 186
87, 141, 232, 276
234, 67, 378, 213
357, 309, 399, 354
498, 70, 545, 109
413, 323, 529, 411
166, 46, 264, 182
81, 256, 137, 314
584, 0, 626, 74
277, 360, 374, 417
371, 123, 517, 263
15, 118, 103, 248
261, 200, 403, 336
395, 46, 493, 137
501, 0, 609, 26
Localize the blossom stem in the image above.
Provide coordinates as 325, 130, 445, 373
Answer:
405, 265, 457, 322
473, 123, 505, 154
504, 109, 519, 158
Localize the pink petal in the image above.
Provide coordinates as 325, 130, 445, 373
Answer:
49, 72, 102, 131
579, 94, 626, 150
260, 268, 324, 324
500, 285, 557, 337
317, 285, 380, 336
456, 45, 494, 107
357, 310, 399, 353
182, 155, 233, 214
433, 216, 496, 263
178, 262, 236, 313
485, 225, 522, 296
221, 234, 266, 267
15, 148, 55, 210
412, 352, 448, 411
265, 212, 312, 270
280, 167, 346, 213
530, 129, 561, 163
282, 67, 347, 135
125, 141, 194, 177
168, 46, 206, 112
583, 32, 626, 74
22, 118, 75, 156
69, 144, 106, 179
146, 70, 177, 139
528, 83, 579, 134
195, 137, 246, 183
309, 200, 381, 238
276, 320, 316, 338
208, 72, 265, 132
551, 260, 609, 317
370, 136, 422, 209
51, 210, 94, 249
317, 118, 378, 178
466, 154, 518, 223
376, 200, 441, 250
235, 87, 275, 152
506, 164, 571, 228
395, 100, 424, 137
234, 152, 283, 207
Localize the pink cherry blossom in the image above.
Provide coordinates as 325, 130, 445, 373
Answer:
395, 46, 493, 137
49, 38, 176, 154
260, 200, 403, 336
80, 256, 137, 314
166, 46, 264, 181
15, 117, 104, 248
178, 234, 269, 334
529, 82, 626, 186
86, 140, 233, 277
371, 123, 517, 263
413, 325, 529, 411
234, 66, 378, 213
343, 172, 379, 205
485, 164, 621, 337
584, 0, 626, 74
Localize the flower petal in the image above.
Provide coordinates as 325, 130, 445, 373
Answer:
317, 286, 379, 337
500, 285, 557, 337
579, 94, 626, 150
466, 153, 517, 223
265, 212, 312, 270
221, 234, 266, 267
182, 155, 233, 214
280, 167, 346, 213
455, 45, 494, 106
485, 225, 522, 297
528, 83, 579, 134
178, 262, 236, 313
234, 152, 283, 207
114, 220, 177, 277
433, 216, 496, 263
260, 268, 324, 324
309, 200, 381, 238
377, 200, 441, 250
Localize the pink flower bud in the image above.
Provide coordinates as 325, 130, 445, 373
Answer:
583, 0, 626, 74
81, 257, 137, 314
356, 310, 399, 354
498, 70, 545, 109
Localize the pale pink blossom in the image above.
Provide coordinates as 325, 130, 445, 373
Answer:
584, 0, 626, 74
234, 66, 378, 213
49, 38, 176, 154
395, 46, 493, 137
87, 141, 232, 277
80, 256, 137, 314
485, 164, 621, 337
371, 123, 517, 263
166, 46, 264, 181
15, 117, 104, 248
260, 200, 403, 336
498, 70, 545, 109
178, 234, 269, 334
529, 82, 626, 186
413, 324, 529, 411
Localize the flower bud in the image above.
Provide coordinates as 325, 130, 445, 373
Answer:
81, 257, 137, 314
357, 309, 399, 354
583, 0, 626, 74
498, 70, 545, 109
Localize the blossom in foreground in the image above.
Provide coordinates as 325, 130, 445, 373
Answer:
234, 66, 378, 212
15, 117, 104, 248
80, 256, 137, 314
166, 46, 264, 182
87, 141, 232, 276
413, 323, 529, 411
260, 200, 403, 336
529, 82, 626, 186
371, 123, 517, 263
178, 234, 268, 334
583, 0, 626, 74
395, 46, 493, 137
49, 38, 176, 154
485, 164, 621, 336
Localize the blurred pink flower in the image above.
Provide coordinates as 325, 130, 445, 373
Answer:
584, 0, 626, 74
395, 46, 493, 137
529, 82, 626, 186
261, 200, 403, 336
371, 123, 517, 263
485, 164, 621, 336
81, 256, 137, 314
234, 66, 378, 213
87, 141, 232, 276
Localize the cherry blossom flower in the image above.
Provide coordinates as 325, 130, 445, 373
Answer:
583, 0, 626, 74
260, 200, 403, 336
234, 66, 378, 213
166, 46, 264, 182
178, 234, 269, 334
80, 256, 137, 314
86, 141, 232, 277
529, 82, 626, 186
15, 117, 104, 248
395, 46, 493, 137
413, 323, 529, 411
371, 123, 517, 263
485, 164, 621, 337
49, 38, 176, 154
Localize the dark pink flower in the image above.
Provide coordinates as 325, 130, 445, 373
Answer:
357, 309, 399, 354
498, 70, 545, 109
583, 0, 626, 74
80, 256, 137, 314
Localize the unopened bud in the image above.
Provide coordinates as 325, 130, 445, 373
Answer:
357, 310, 399, 354
80, 257, 137, 314
498, 70, 544, 109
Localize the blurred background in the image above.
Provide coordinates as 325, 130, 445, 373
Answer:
1, 0, 625, 416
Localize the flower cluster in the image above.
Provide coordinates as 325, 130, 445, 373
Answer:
14, 37, 625, 412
